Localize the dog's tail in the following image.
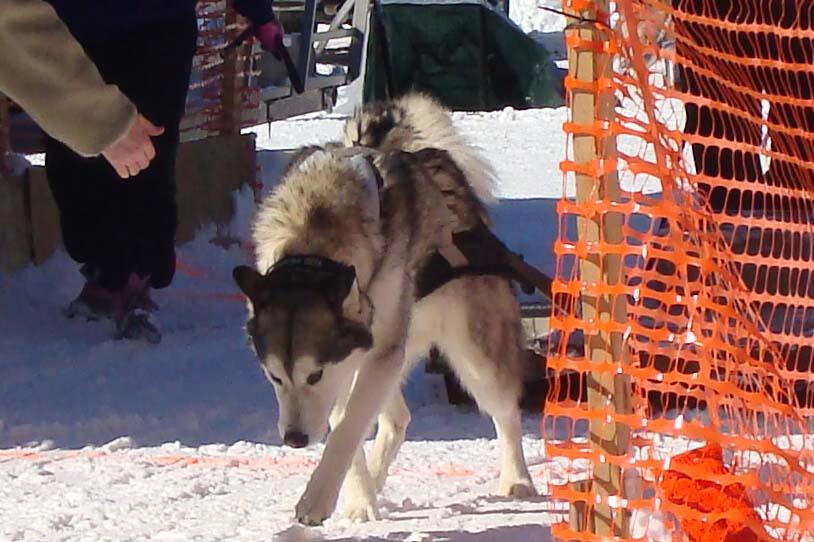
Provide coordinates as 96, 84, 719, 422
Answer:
343, 93, 497, 203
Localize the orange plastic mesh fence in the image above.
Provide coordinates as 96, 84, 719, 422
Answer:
181, 1, 263, 141
546, 1, 814, 541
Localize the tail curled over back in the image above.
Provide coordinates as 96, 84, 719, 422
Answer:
343, 93, 497, 204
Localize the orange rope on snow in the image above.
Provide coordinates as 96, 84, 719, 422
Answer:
0, 448, 550, 481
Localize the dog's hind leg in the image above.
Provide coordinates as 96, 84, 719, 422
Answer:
367, 390, 411, 493
491, 403, 536, 498
363, 324, 431, 495
445, 350, 537, 498
427, 279, 537, 499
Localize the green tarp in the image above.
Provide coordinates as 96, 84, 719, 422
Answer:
363, 0, 563, 111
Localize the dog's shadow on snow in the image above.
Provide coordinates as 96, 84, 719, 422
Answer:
386, 495, 556, 521
339, 496, 556, 541
256, 149, 295, 192
328, 524, 552, 541
275, 494, 556, 542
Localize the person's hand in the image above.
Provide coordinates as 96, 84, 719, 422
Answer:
102, 114, 164, 179
254, 20, 285, 59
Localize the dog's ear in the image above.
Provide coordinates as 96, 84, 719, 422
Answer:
320, 264, 357, 308
233, 265, 264, 302
321, 319, 374, 363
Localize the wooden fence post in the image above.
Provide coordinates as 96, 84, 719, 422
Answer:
565, 0, 633, 537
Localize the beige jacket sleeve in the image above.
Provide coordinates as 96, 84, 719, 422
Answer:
0, 0, 137, 156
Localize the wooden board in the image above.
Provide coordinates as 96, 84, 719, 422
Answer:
28, 167, 62, 265
174, 133, 257, 244
566, 0, 634, 537
0, 173, 32, 274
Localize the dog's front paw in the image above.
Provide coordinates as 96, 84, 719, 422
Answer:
295, 484, 340, 526
342, 499, 381, 522
499, 477, 537, 499
341, 489, 380, 522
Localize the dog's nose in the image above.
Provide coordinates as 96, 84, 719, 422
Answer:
284, 430, 309, 448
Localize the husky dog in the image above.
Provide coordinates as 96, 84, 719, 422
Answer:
234, 93, 536, 525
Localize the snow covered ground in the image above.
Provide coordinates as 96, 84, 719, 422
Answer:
0, 434, 557, 542
0, 104, 564, 542
0, 106, 566, 540
0, 2, 677, 541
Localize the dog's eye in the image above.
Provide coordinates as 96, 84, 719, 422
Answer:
306, 370, 324, 386
263, 367, 282, 385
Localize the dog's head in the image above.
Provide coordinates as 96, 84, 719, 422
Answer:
233, 261, 373, 448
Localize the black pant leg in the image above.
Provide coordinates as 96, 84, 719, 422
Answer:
44, 13, 198, 291
44, 137, 131, 288
106, 15, 198, 289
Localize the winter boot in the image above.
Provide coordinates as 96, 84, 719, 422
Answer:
65, 265, 125, 321
114, 273, 162, 344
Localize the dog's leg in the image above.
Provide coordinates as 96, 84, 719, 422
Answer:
295, 344, 405, 525
441, 345, 536, 498
363, 313, 426, 494
339, 448, 381, 522
367, 390, 411, 493
491, 405, 536, 498
330, 374, 381, 522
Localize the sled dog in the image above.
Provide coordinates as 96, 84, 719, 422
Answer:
234, 93, 536, 525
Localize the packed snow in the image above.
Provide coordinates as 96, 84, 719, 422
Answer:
0, 1, 692, 541
0, 134, 558, 542
0, 436, 559, 542
0, 106, 563, 541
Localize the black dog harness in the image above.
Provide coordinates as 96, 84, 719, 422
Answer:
264, 255, 355, 288
415, 224, 535, 300
345, 147, 540, 301
272, 148, 542, 304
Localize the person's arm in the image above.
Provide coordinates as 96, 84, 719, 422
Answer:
0, 0, 136, 157
233, 0, 284, 56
